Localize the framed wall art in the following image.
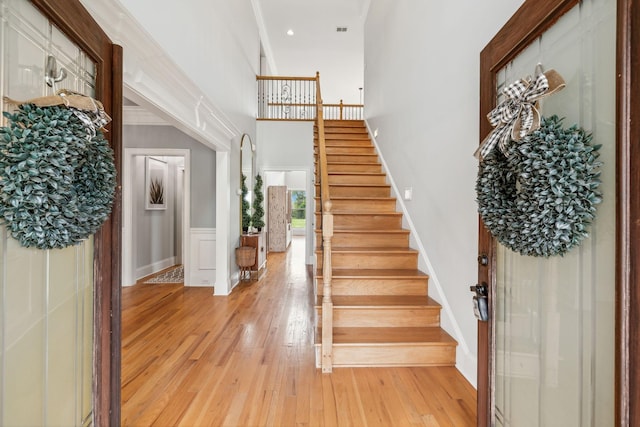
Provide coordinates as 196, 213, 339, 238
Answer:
145, 156, 168, 210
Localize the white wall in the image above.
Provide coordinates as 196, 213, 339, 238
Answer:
117, 0, 260, 129
257, 121, 315, 263
364, 0, 525, 385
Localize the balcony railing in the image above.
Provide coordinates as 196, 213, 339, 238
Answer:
257, 74, 363, 121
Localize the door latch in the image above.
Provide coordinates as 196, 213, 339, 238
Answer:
470, 283, 489, 321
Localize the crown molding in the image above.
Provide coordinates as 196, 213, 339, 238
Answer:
123, 106, 168, 126
80, 0, 239, 151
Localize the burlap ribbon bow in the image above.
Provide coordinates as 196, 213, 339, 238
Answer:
3, 89, 111, 139
475, 65, 565, 161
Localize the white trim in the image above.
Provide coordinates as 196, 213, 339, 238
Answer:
215, 151, 232, 295
191, 228, 217, 234
250, 0, 278, 75
123, 148, 191, 287
135, 256, 176, 280
364, 120, 477, 385
123, 106, 169, 126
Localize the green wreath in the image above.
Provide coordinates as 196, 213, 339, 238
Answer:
0, 103, 116, 249
476, 115, 602, 257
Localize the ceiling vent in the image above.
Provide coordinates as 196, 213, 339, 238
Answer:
336, 27, 348, 32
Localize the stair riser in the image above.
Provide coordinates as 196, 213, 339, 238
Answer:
326, 154, 379, 163
315, 278, 428, 296
316, 140, 372, 149
316, 185, 391, 197
317, 134, 370, 141
316, 308, 440, 328
316, 127, 368, 134
315, 232, 409, 248
316, 138, 370, 144
315, 345, 456, 368
317, 252, 418, 270
314, 198, 396, 212
315, 213, 402, 229
324, 120, 365, 127
323, 146, 376, 155
326, 164, 381, 173
327, 175, 386, 185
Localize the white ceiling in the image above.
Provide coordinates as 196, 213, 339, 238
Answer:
254, 0, 369, 104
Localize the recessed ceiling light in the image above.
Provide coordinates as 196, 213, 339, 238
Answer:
287, 29, 294, 36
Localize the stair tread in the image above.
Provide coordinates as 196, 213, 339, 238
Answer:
316, 247, 416, 253
321, 130, 367, 132
324, 153, 376, 156
323, 141, 371, 145
329, 211, 402, 216
326, 162, 381, 166
316, 295, 440, 308
316, 268, 428, 278
314, 196, 396, 201
314, 229, 408, 234
325, 183, 390, 187
318, 327, 457, 345
328, 170, 384, 174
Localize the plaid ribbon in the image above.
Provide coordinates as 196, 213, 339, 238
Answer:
475, 66, 565, 160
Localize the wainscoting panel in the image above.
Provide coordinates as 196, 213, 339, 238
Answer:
190, 228, 216, 287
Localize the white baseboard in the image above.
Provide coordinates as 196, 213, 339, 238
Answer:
135, 256, 176, 281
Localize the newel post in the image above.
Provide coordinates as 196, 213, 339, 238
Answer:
321, 200, 333, 373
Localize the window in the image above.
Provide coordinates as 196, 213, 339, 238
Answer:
291, 190, 306, 228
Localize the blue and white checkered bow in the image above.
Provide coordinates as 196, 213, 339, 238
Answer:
475, 66, 565, 161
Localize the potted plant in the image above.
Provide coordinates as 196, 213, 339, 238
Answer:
241, 173, 251, 233
252, 174, 265, 232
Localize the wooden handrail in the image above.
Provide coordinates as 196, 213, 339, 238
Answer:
256, 75, 317, 81
316, 71, 334, 373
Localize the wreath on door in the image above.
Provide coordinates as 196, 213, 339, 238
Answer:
0, 93, 116, 249
476, 115, 602, 257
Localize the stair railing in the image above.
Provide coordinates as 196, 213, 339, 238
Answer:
323, 100, 364, 120
315, 71, 334, 373
256, 75, 317, 120
256, 75, 363, 121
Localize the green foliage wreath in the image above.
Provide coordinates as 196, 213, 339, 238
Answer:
476, 115, 602, 257
0, 103, 116, 249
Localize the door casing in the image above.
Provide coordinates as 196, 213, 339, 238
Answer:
476, 0, 640, 425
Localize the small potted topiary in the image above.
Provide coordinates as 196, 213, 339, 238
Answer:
251, 174, 265, 232
241, 173, 251, 233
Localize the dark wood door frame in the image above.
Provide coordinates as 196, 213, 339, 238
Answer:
477, 0, 639, 425
29, 1, 122, 425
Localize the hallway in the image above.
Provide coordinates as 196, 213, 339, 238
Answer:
121, 236, 476, 426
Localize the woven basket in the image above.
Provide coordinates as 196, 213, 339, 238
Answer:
235, 246, 256, 267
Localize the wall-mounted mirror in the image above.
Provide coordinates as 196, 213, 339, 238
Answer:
240, 133, 255, 235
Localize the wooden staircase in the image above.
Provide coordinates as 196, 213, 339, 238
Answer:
314, 119, 457, 368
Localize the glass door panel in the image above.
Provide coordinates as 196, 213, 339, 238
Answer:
494, 1, 616, 426
0, 1, 97, 425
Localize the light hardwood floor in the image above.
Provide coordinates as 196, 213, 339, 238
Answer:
122, 237, 477, 426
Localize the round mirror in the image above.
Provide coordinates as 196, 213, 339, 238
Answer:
240, 133, 255, 235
